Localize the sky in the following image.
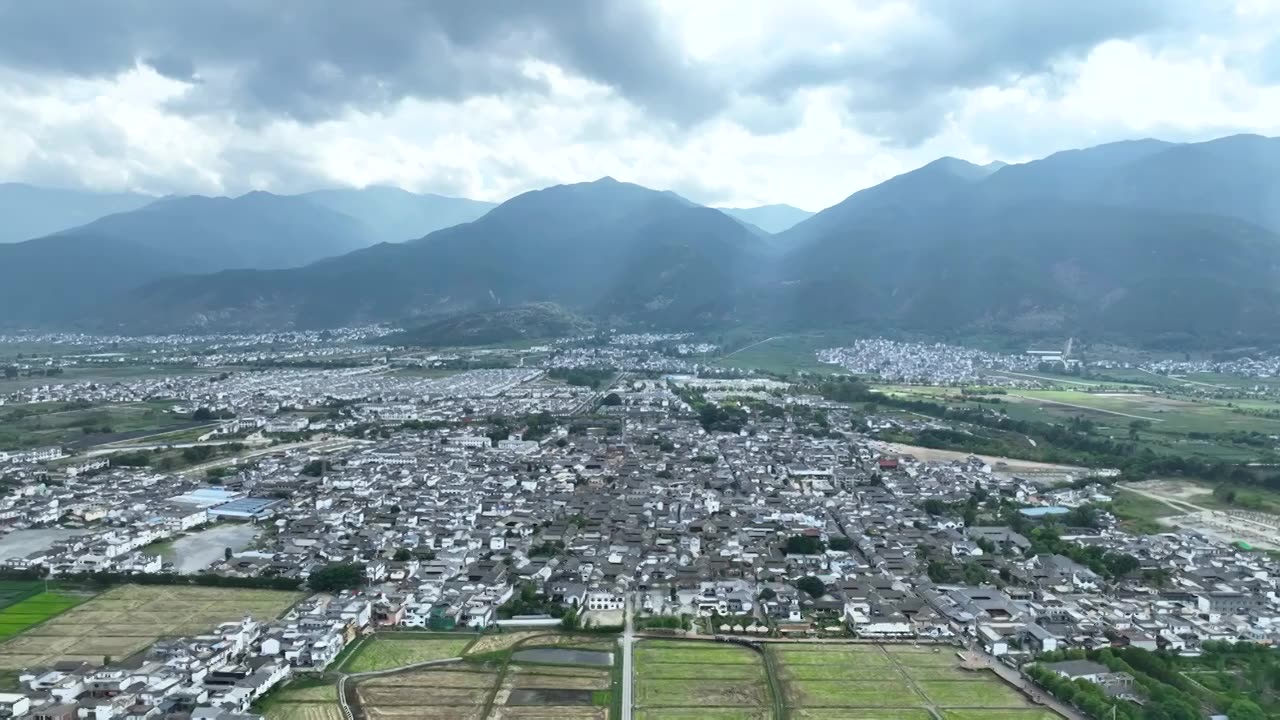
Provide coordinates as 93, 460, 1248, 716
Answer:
2, 0, 1280, 210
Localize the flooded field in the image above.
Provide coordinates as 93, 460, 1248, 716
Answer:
511, 648, 614, 667
0, 529, 88, 561
165, 523, 262, 573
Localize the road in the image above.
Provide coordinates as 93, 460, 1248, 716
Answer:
619, 594, 635, 720
969, 646, 1088, 720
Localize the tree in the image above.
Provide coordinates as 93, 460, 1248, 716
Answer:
1228, 700, 1265, 720
828, 536, 854, 552
602, 392, 622, 406
783, 535, 824, 555
223, 547, 233, 561
794, 576, 826, 598
922, 499, 947, 516
308, 563, 365, 592
561, 606, 579, 631
393, 548, 412, 562
2, 366, 16, 380
300, 459, 332, 477
758, 587, 777, 601
192, 407, 214, 421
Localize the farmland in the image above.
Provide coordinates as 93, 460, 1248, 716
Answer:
770, 644, 1047, 718
0, 585, 302, 669
0, 399, 207, 450
342, 634, 475, 672
634, 639, 774, 719
0, 587, 88, 639
871, 377, 1280, 466
347, 632, 616, 720
259, 677, 343, 720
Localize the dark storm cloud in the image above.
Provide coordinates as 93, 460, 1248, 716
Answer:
748, 0, 1206, 145
0, 0, 721, 125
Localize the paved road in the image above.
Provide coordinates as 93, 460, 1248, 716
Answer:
620, 594, 635, 720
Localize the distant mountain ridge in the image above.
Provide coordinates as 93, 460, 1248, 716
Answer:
0, 183, 156, 243
718, 204, 813, 233
301, 186, 495, 244
100, 178, 768, 331
6, 133, 1280, 348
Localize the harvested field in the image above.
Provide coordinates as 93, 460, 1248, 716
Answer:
363, 669, 496, 688
634, 710, 769, 720
359, 686, 489, 707
261, 703, 345, 720
0, 585, 300, 669
511, 673, 611, 691
792, 710, 934, 720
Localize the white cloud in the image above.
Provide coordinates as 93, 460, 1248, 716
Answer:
0, 1, 1277, 211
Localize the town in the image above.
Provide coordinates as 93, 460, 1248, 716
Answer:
0, 332, 1275, 720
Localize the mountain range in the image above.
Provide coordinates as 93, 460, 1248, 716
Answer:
718, 204, 813, 233
6, 133, 1280, 347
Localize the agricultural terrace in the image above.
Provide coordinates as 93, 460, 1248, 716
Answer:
0, 585, 302, 669
772, 644, 1058, 720
342, 633, 475, 672
634, 639, 773, 720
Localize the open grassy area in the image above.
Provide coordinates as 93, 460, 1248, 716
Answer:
1107, 488, 1183, 533
712, 334, 847, 376
0, 584, 301, 669
343, 634, 474, 672
0, 400, 199, 450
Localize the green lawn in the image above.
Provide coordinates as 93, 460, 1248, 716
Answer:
342, 635, 473, 672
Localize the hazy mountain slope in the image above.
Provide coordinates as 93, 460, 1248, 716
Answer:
0, 192, 372, 327
390, 303, 593, 347
301, 186, 496, 244
0, 183, 156, 243
718, 204, 813, 233
104, 178, 767, 331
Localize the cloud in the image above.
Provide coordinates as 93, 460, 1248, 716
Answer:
0, 2, 1277, 211
0, 1, 718, 126
743, 0, 1215, 145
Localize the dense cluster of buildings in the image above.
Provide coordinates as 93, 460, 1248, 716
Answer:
817, 339, 1042, 384
1, 334, 1279, 719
